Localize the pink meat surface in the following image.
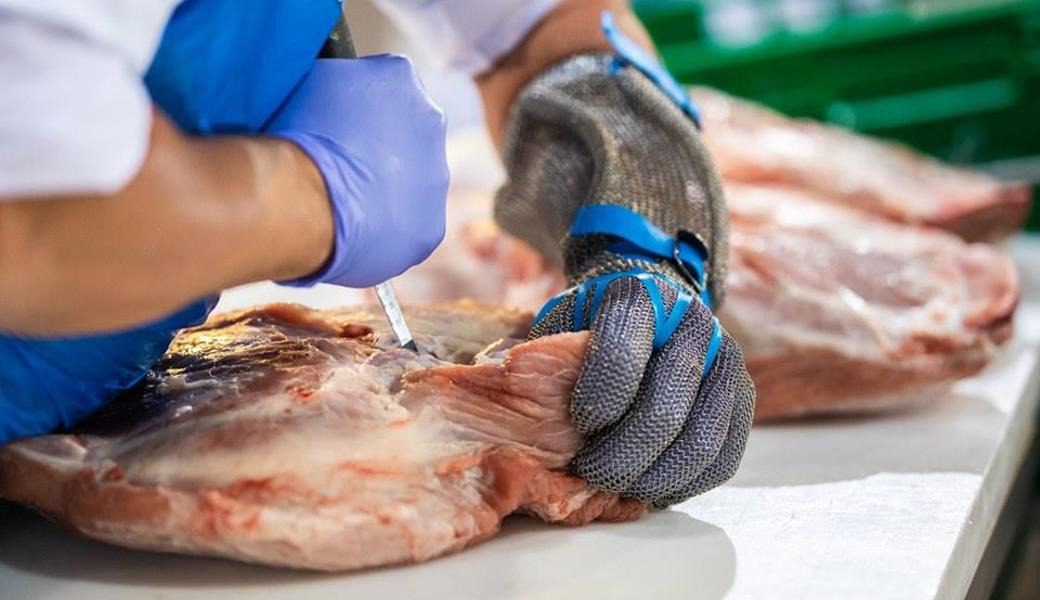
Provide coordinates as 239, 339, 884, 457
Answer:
722, 184, 1017, 419
692, 87, 1031, 242
0, 303, 644, 571
398, 188, 1018, 420
389, 196, 560, 311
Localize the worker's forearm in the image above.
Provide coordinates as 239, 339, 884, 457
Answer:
0, 111, 332, 335
475, 0, 654, 150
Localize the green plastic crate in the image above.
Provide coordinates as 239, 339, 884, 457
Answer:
634, 0, 1040, 225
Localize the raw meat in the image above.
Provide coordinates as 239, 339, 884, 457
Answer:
722, 183, 1017, 419
691, 87, 1032, 242
0, 302, 643, 571
389, 214, 565, 311
396, 187, 1019, 420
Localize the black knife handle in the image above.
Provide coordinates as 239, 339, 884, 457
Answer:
320, 16, 357, 59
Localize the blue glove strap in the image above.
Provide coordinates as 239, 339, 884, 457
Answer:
570, 204, 712, 308
601, 11, 702, 128
703, 317, 724, 378
534, 270, 686, 349
534, 270, 722, 376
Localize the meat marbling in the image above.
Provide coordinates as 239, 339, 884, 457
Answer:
0, 302, 644, 571
722, 183, 1017, 419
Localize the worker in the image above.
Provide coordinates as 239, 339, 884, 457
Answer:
0, 0, 754, 506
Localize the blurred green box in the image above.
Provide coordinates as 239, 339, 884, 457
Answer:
634, 0, 1040, 225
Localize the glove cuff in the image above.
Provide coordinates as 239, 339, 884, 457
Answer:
495, 53, 729, 306
268, 130, 355, 288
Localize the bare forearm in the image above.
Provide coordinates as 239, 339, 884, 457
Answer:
0, 111, 332, 335
475, 0, 654, 149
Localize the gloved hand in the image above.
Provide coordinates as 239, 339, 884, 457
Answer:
0, 297, 216, 445
265, 56, 449, 288
494, 14, 755, 506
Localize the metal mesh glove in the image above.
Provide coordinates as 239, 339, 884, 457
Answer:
495, 27, 754, 506
530, 272, 754, 506
494, 52, 727, 303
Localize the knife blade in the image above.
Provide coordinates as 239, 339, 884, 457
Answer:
320, 15, 420, 352
374, 281, 418, 352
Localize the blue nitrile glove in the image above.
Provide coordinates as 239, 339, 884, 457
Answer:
0, 297, 216, 445
265, 56, 449, 288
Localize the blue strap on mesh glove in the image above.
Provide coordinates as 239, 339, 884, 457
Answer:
600, 12, 701, 128
536, 205, 723, 376
571, 203, 714, 307
265, 56, 449, 288
0, 297, 216, 445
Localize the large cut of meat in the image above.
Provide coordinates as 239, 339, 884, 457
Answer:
393, 186, 1019, 420
691, 87, 1032, 242
0, 303, 643, 571
721, 183, 1017, 419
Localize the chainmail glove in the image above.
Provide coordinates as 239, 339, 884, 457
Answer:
495, 14, 755, 506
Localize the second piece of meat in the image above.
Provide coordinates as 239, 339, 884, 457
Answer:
723, 183, 1018, 419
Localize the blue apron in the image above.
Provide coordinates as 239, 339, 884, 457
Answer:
0, 0, 343, 443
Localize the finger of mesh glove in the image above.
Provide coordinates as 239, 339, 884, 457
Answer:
568, 276, 657, 436
569, 296, 716, 492
656, 338, 755, 507
623, 325, 742, 503
533, 276, 659, 436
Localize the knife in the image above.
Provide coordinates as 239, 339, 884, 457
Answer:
320, 15, 419, 353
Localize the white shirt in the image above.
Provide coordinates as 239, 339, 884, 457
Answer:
0, 0, 557, 198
